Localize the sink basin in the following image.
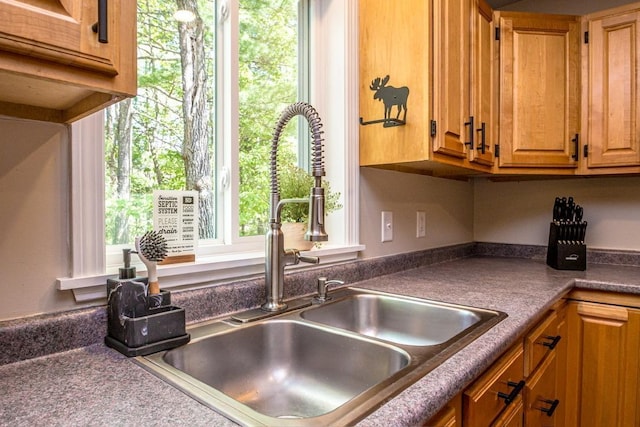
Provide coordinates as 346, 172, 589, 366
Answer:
301, 291, 490, 346
159, 319, 408, 420
138, 288, 506, 426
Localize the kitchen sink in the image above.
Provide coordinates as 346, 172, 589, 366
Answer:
160, 320, 408, 419
138, 288, 506, 426
301, 290, 492, 346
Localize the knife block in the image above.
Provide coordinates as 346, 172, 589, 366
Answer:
546, 223, 586, 271
105, 278, 190, 356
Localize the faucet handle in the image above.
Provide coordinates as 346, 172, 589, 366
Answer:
297, 254, 320, 265
313, 276, 345, 303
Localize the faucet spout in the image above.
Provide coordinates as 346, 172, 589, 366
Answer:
262, 102, 328, 312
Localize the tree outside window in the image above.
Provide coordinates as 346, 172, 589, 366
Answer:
105, 0, 302, 245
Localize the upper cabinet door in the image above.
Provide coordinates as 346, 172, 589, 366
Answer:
0, 0, 119, 75
469, 0, 496, 167
497, 12, 581, 170
584, 6, 640, 170
359, 0, 431, 167
432, 0, 471, 162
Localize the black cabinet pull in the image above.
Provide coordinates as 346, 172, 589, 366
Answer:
497, 380, 525, 405
539, 398, 560, 417
476, 122, 486, 154
464, 116, 475, 150
571, 133, 579, 160
92, 0, 108, 43
541, 335, 561, 350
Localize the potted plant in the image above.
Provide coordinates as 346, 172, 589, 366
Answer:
278, 164, 342, 250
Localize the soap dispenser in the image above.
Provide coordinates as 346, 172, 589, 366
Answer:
106, 248, 139, 294
105, 247, 190, 356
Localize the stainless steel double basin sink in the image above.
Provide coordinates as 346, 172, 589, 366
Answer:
138, 287, 506, 426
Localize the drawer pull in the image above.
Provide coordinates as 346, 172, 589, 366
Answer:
538, 398, 560, 417
541, 335, 561, 350
497, 380, 525, 405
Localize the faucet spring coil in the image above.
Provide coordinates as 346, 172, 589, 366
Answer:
270, 102, 325, 193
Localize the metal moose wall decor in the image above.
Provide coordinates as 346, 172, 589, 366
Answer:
360, 75, 409, 128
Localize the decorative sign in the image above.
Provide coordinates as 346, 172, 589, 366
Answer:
153, 190, 198, 264
360, 74, 410, 128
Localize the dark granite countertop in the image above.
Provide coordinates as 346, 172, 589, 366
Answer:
1, 256, 639, 426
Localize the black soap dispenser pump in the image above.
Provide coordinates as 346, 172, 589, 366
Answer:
118, 248, 137, 280
107, 248, 141, 295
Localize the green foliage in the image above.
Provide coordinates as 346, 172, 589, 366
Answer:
278, 164, 343, 223
237, 0, 300, 236
106, 0, 307, 242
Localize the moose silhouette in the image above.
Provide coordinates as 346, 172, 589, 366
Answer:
369, 75, 409, 126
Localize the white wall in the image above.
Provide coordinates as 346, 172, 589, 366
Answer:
474, 177, 640, 250
2, 115, 640, 321
0, 118, 76, 320
359, 168, 475, 259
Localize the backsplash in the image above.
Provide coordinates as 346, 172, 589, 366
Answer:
2, 242, 639, 365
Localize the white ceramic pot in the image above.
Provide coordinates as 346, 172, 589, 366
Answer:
281, 222, 314, 251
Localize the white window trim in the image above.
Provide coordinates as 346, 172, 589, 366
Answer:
57, 0, 362, 302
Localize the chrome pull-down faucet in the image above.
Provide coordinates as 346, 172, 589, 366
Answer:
261, 102, 329, 312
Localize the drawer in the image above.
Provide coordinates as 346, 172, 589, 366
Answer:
524, 310, 561, 376
464, 343, 525, 427
492, 395, 524, 427
524, 351, 559, 426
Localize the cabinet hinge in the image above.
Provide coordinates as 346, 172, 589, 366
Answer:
495, 144, 500, 158
584, 31, 589, 44
430, 120, 437, 137
495, 27, 500, 41
583, 144, 588, 158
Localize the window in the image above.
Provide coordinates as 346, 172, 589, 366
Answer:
105, 0, 302, 245
60, 1, 361, 301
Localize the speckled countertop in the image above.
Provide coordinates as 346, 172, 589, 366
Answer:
2, 256, 640, 427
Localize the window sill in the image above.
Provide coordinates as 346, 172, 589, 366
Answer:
56, 244, 364, 302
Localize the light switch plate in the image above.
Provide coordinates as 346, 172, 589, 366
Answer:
381, 211, 393, 242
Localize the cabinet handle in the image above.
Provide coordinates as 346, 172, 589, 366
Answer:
476, 122, 486, 154
538, 398, 560, 417
464, 116, 474, 150
541, 335, 561, 350
571, 134, 579, 160
497, 380, 525, 405
92, 0, 109, 43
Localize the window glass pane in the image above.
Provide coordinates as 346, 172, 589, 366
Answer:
105, 0, 216, 245
238, 0, 301, 237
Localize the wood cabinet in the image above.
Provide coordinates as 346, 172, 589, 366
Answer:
463, 301, 566, 427
359, 0, 495, 178
581, 4, 640, 174
358, 0, 433, 171
0, 0, 136, 123
360, 1, 640, 179
565, 291, 640, 427
469, 0, 497, 168
463, 343, 525, 426
492, 395, 524, 427
432, 0, 496, 170
522, 302, 567, 427
495, 12, 581, 173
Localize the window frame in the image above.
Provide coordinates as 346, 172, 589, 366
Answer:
57, 0, 362, 302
